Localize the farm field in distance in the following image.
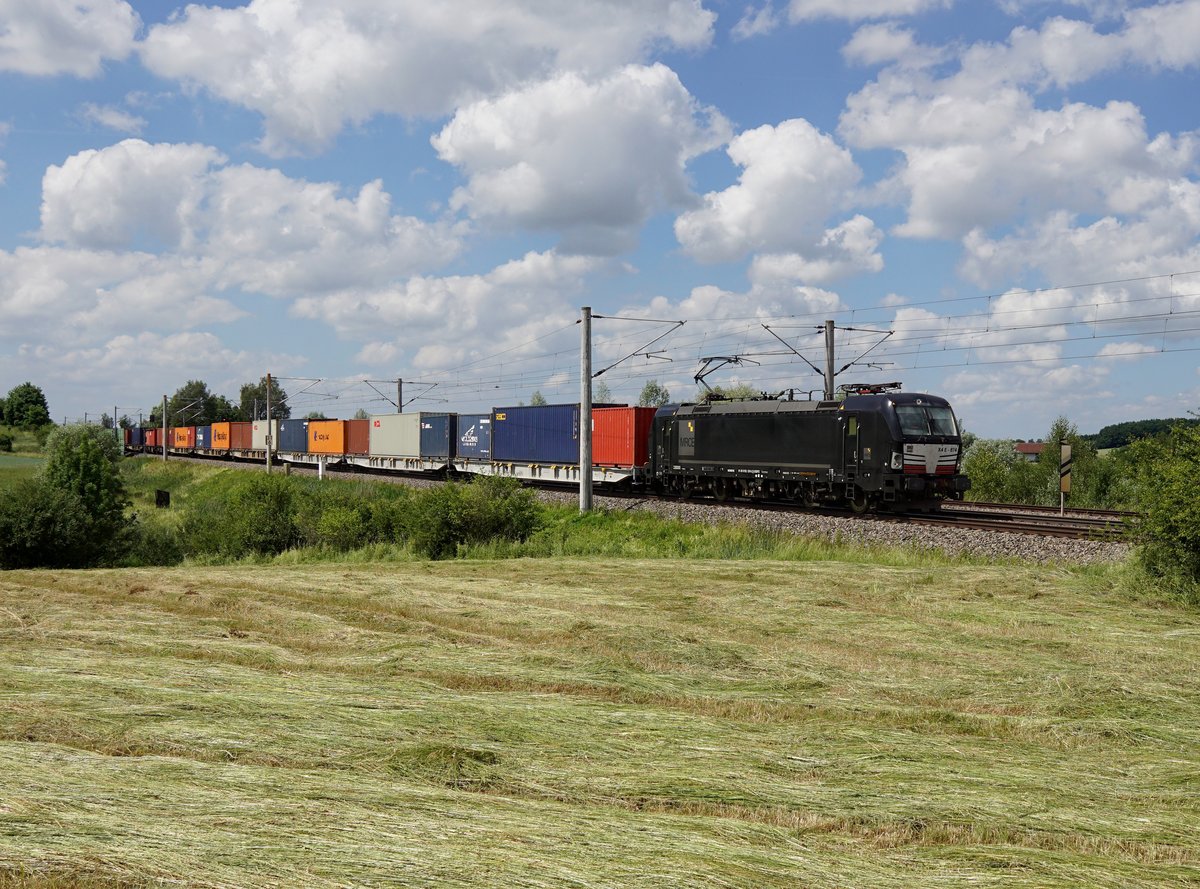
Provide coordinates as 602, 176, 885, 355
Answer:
1, 558, 1197, 887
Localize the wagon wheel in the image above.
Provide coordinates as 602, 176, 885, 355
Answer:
712, 478, 733, 502
849, 489, 871, 514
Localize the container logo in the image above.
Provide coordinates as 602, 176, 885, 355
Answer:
373, 420, 381, 427
495, 413, 506, 420
461, 425, 479, 447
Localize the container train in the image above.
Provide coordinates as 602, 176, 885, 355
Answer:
127, 389, 970, 511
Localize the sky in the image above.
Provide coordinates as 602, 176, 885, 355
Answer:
1, 0, 1199, 438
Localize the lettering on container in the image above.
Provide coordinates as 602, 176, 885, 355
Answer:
460, 425, 479, 447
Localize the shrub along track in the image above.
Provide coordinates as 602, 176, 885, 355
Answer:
135, 454, 1133, 563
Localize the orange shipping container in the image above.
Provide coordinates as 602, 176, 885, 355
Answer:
210, 422, 231, 450
308, 419, 347, 455
592, 407, 656, 467
172, 426, 196, 449
346, 419, 369, 455
229, 421, 253, 450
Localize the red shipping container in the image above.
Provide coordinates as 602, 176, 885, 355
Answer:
145, 428, 159, 448
346, 419, 369, 455
229, 421, 253, 450
592, 407, 656, 467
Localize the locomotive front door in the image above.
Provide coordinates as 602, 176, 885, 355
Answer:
842, 414, 860, 479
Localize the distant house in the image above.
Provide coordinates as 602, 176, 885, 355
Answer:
1014, 442, 1045, 462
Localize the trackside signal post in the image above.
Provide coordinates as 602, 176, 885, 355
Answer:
1060, 442, 1072, 515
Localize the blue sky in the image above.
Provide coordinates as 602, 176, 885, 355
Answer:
2, 0, 1199, 437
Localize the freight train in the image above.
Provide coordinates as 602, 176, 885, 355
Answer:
127, 388, 970, 511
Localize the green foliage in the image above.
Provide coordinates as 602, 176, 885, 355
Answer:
239, 376, 290, 420
27, 424, 134, 566
529, 390, 548, 406
0, 433, 11, 452
962, 416, 1128, 509
303, 411, 328, 420
181, 473, 300, 559
638, 380, 671, 407
593, 380, 612, 404
1126, 422, 1200, 604
0, 480, 96, 568
4, 382, 51, 429
1091, 417, 1200, 449
407, 477, 542, 559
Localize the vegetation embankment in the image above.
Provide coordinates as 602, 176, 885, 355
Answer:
1, 557, 1197, 887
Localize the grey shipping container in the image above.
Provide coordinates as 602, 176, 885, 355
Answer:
251, 419, 278, 451
369, 413, 420, 457
196, 425, 211, 449
456, 413, 491, 460
491, 404, 579, 464
278, 419, 309, 453
419, 413, 456, 458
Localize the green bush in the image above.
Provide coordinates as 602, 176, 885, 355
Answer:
1127, 423, 1200, 605
0, 479, 96, 568
0, 433, 12, 452
316, 505, 369, 551
407, 477, 541, 560
181, 473, 300, 559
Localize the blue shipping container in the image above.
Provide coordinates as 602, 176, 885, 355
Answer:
278, 419, 309, 453
456, 413, 491, 460
128, 427, 144, 447
419, 413, 457, 458
196, 425, 211, 449
491, 404, 579, 464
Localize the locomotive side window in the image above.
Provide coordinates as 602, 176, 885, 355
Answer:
897, 405, 958, 437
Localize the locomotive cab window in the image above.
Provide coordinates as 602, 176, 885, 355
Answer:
897, 405, 958, 437
847, 418, 858, 436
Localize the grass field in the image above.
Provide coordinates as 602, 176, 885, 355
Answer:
1, 558, 1197, 887
0, 455, 44, 491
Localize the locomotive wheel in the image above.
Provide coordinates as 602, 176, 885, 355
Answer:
849, 490, 871, 514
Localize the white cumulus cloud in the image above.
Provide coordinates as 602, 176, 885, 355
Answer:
675, 119, 874, 275
433, 64, 729, 256
0, 0, 139, 77
139, 0, 717, 155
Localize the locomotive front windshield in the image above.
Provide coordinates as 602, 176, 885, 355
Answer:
896, 404, 958, 437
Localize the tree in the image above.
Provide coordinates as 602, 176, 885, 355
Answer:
4, 382, 51, 429
638, 380, 671, 407
239, 376, 290, 420
593, 380, 613, 404
24, 424, 133, 566
530, 390, 548, 406
1127, 420, 1200, 604
304, 411, 328, 420
353, 408, 370, 419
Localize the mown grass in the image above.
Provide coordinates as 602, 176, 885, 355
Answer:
0, 558, 1197, 887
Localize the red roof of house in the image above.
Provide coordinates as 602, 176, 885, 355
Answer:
1014, 442, 1045, 455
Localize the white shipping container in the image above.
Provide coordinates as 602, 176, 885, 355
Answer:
251, 419, 279, 451
369, 413, 421, 457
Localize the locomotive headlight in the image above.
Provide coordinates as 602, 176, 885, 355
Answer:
891, 452, 903, 470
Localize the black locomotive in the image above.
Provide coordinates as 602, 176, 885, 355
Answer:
649, 387, 970, 511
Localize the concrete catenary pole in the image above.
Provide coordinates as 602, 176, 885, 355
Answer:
397, 379, 403, 413
265, 373, 272, 475
162, 395, 168, 463
580, 306, 593, 513
823, 320, 836, 401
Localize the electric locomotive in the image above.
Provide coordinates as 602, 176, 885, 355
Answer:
649, 384, 970, 511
